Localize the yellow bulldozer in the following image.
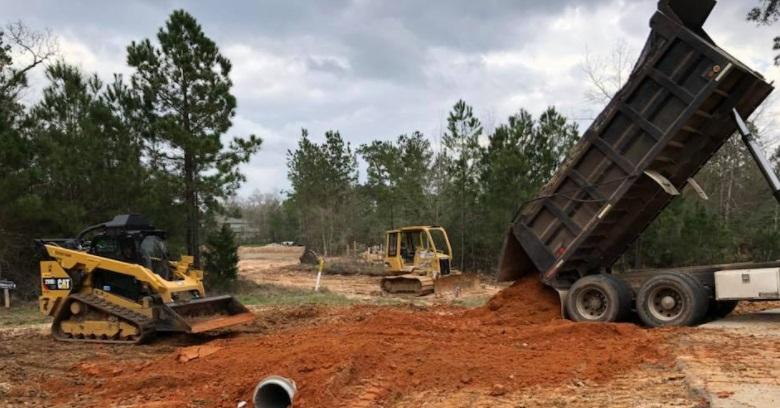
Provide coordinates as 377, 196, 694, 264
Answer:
37, 214, 254, 344
380, 226, 478, 296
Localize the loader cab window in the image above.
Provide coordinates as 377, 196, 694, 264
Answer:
119, 240, 138, 263
91, 236, 137, 263
387, 232, 398, 257
91, 237, 121, 259
140, 235, 173, 280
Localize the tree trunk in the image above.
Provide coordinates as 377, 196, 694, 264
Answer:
321, 212, 328, 257
390, 201, 395, 229
460, 164, 466, 272
725, 162, 734, 224
181, 83, 200, 267
184, 151, 200, 267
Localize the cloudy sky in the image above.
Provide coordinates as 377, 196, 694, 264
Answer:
5, 0, 780, 197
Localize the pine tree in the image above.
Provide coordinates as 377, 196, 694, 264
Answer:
358, 131, 433, 230
126, 10, 262, 267
442, 100, 483, 271
476, 108, 579, 267
287, 129, 357, 255
26, 62, 147, 233
204, 224, 239, 289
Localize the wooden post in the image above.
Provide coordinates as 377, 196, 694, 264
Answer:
3, 288, 9, 308
314, 257, 324, 292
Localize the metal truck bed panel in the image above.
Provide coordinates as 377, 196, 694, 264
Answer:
498, 0, 773, 288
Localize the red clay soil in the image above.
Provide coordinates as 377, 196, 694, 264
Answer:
49, 276, 674, 407
465, 273, 562, 324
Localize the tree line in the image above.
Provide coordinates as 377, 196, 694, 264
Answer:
3, 1, 780, 296
0, 12, 260, 295
238, 99, 780, 274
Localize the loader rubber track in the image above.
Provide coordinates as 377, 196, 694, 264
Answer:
51, 293, 156, 345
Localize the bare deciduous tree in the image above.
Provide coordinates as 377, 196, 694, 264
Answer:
582, 39, 636, 105
0, 21, 58, 97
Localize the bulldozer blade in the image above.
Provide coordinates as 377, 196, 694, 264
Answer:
434, 273, 480, 295
161, 295, 254, 333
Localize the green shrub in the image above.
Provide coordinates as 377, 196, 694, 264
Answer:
204, 224, 239, 289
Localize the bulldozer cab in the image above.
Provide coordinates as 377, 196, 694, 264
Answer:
381, 226, 477, 296
385, 226, 452, 276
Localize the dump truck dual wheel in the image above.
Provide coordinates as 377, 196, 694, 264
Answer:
565, 274, 632, 323
636, 272, 709, 327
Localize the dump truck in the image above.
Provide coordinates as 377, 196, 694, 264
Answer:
498, 0, 778, 327
380, 226, 477, 295
37, 214, 254, 343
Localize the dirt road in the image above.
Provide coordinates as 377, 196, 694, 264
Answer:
238, 245, 503, 304
678, 312, 780, 407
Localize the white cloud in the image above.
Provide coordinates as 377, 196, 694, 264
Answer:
9, 0, 780, 197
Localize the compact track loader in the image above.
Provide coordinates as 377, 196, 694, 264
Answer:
380, 226, 478, 296
37, 214, 254, 344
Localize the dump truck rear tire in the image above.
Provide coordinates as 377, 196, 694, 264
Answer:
565, 274, 631, 323
636, 272, 709, 327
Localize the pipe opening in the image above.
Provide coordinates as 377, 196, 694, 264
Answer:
253, 377, 296, 408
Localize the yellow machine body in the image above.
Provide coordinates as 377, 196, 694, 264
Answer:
39, 244, 253, 344
380, 226, 477, 295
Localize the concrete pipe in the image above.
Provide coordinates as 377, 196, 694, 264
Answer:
253, 376, 297, 408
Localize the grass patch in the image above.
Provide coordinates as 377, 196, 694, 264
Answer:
234, 280, 356, 306
0, 302, 50, 327
296, 259, 385, 277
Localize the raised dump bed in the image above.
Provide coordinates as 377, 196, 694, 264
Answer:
498, 0, 773, 289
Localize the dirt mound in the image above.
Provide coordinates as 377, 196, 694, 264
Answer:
54, 304, 673, 407
734, 300, 780, 315
465, 273, 561, 324
299, 248, 320, 265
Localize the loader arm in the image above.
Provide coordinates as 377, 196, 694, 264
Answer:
44, 244, 204, 302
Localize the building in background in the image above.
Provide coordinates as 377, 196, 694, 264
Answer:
215, 216, 260, 243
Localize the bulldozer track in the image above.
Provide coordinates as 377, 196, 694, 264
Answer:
51, 293, 155, 345
380, 275, 434, 296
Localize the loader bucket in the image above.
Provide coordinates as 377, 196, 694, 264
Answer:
161, 295, 255, 333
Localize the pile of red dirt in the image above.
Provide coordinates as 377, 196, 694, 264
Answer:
466, 273, 562, 324
50, 297, 675, 407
